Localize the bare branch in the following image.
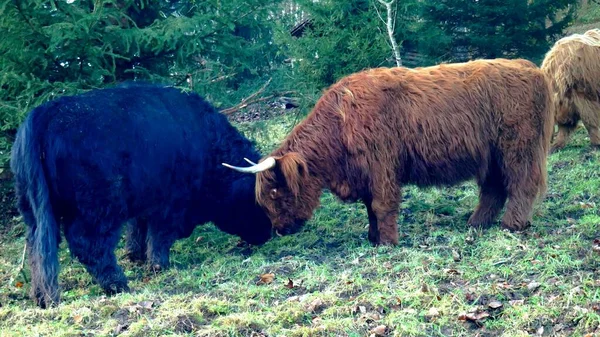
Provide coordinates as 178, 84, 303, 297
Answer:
375, 0, 402, 67
218, 77, 299, 115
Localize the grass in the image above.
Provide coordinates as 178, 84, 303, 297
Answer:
566, 0, 600, 34
0, 111, 599, 337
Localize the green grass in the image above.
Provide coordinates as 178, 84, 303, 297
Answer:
567, 0, 600, 34
0, 113, 599, 337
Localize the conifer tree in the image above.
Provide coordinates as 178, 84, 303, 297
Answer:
419, 0, 579, 63
0, 0, 282, 168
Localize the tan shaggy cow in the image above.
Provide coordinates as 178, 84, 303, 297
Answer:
224, 59, 554, 245
541, 28, 600, 152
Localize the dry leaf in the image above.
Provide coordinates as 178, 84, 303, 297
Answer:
257, 273, 275, 285
452, 250, 462, 262
383, 261, 392, 269
371, 325, 387, 336
139, 301, 154, 309
73, 314, 83, 323
359, 305, 367, 314
426, 307, 440, 321
444, 268, 461, 275
509, 300, 524, 306
15, 281, 23, 288
527, 281, 541, 291
459, 310, 490, 322
593, 240, 600, 254
285, 278, 294, 289
195, 236, 203, 243
488, 301, 503, 309
306, 298, 324, 313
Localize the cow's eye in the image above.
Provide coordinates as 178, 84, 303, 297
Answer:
270, 188, 278, 199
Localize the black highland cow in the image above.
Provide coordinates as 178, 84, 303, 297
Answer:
10, 83, 272, 308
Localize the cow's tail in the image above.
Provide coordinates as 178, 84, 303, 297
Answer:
10, 107, 60, 308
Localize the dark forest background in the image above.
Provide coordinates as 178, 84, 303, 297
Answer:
0, 0, 592, 172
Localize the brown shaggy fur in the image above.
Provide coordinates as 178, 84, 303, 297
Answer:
541, 29, 600, 151
253, 59, 553, 245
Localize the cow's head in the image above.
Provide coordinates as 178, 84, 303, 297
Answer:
222, 153, 321, 236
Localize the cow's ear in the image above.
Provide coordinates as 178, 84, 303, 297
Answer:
277, 152, 308, 196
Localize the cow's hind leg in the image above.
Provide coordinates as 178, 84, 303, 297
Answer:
64, 218, 129, 295
468, 164, 507, 229
368, 187, 401, 246
364, 198, 380, 245
124, 217, 148, 264
499, 152, 544, 232
146, 217, 180, 271
550, 124, 578, 153
576, 98, 600, 148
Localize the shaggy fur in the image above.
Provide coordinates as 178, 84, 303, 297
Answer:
541, 29, 600, 151
246, 59, 553, 245
10, 83, 272, 308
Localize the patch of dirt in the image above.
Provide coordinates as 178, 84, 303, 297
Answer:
175, 314, 202, 334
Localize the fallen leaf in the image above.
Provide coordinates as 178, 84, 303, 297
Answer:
15, 281, 23, 288
285, 278, 294, 289
139, 301, 154, 309
452, 250, 462, 262
195, 236, 203, 243
444, 268, 461, 275
536, 326, 544, 335
509, 300, 525, 306
579, 202, 595, 209
359, 305, 367, 314
488, 301, 503, 309
425, 307, 440, 321
371, 325, 387, 336
527, 281, 541, 292
383, 261, 392, 269
73, 314, 83, 323
459, 310, 490, 322
257, 273, 275, 285
306, 298, 325, 312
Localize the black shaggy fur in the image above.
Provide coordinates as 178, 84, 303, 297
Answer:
10, 83, 272, 308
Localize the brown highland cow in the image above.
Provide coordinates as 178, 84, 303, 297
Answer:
541, 28, 600, 152
224, 59, 554, 245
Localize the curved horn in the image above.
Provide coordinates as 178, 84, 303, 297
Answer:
222, 156, 276, 173
243, 157, 257, 165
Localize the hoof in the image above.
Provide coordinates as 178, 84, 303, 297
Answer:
501, 220, 531, 232
104, 282, 130, 296
125, 250, 146, 264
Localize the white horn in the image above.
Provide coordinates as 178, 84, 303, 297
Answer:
222, 156, 276, 173
243, 157, 257, 165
